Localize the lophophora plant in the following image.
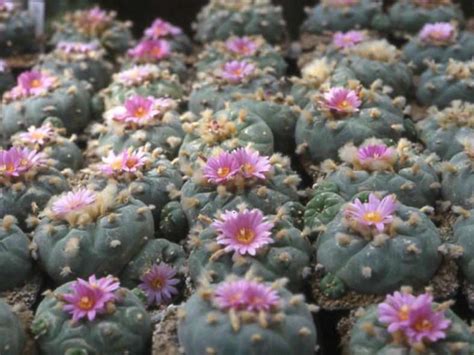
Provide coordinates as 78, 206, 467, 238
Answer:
349, 289, 474, 353
440, 139, 474, 209
0, 147, 69, 225
189, 59, 284, 115
1, 70, 92, 139
0, 299, 26, 355
124, 39, 188, 81
403, 22, 474, 73
301, 0, 383, 35
335, 39, 413, 97
50, 6, 134, 57
141, 17, 192, 54
89, 95, 184, 159
178, 107, 274, 172
0, 215, 33, 292
177, 277, 318, 355
416, 101, 474, 161
32, 275, 152, 354
416, 59, 474, 108
315, 193, 442, 297
87, 147, 183, 229
194, 0, 288, 45
179, 148, 302, 228
32, 185, 155, 284
196, 36, 287, 78
0, 60, 14, 97
11, 121, 83, 171
0, 0, 37, 57
295, 84, 406, 171
188, 207, 312, 291
376, 0, 465, 37
36, 41, 114, 92
99, 64, 185, 111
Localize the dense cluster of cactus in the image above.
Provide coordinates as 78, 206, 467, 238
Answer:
1, 1, 474, 353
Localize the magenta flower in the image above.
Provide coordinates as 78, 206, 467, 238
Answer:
233, 147, 271, 179
128, 39, 171, 61
333, 30, 366, 49
63, 275, 120, 322
100, 149, 148, 176
18, 125, 55, 146
378, 291, 417, 333
51, 189, 97, 217
107, 95, 163, 126
7, 71, 57, 99
226, 37, 259, 56
212, 209, 274, 256
144, 18, 182, 39
345, 194, 397, 232
0, 149, 21, 177
323, 87, 362, 114
139, 263, 179, 306
214, 280, 280, 312
203, 151, 240, 184
56, 41, 99, 54
0, 147, 47, 177
115, 65, 158, 86
419, 22, 455, 44
357, 144, 396, 166
219, 60, 256, 83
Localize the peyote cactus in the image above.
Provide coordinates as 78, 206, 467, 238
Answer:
178, 107, 274, 172
189, 60, 284, 115
179, 149, 302, 227
0, 147, 69, 225
403, 22, 474, 73
301, 0, 383, 34
0, 299, 26, 355
11, 121, 83, 171
416, 59, 474, 108
315, 193, 442, 296
295, 84, 406, 170
0, 215, 33, 292
349, 290, 474, 353
194, 0, 288, 45
99, 65, 185, 111
36, 41, 114, 92
440, 141, 474, 209
0, 60, 14, 97
32, 276, 152, 354
188, 207, 312, 291
416, 101, 474, 160
376, 0, 465, 37
142, 17, 192, 54
90, 96, 184, 160
196, 36, 287, 77
453, 209, 474, 291
50, 7, 134, 57
1, 70, 92, 139
33, 186, 155, 284
0, 1, 37, 57
177, 278, 317, 355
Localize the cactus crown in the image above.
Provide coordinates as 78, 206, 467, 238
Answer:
54, 41, 105, 61
321, 0, 360, 8
412, 0, 453, 8
209, 0, 272, 10
444, 59, 474, 80
348, 40, 400, 63
429, 101, 474, 129
300, 58, 336, 86
3, 70, 60, 103
113, 65, 178, 87
61, 7, 115, 36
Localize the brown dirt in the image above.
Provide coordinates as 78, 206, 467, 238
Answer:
152, 306, 182, 355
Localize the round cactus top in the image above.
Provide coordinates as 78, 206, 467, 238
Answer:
419, 22, 456, 45
138, 263, 179, 306
332, 30, 367, 50
217, 60, 257, 84
0, 147, 47, 180
54, 41, 104, 60
128, 39, 172, 63
225, 37, 260, 56
64, 7, 116, 36
320, 87, 362, 115
3, 70, 59, 102
114, 64, 175, 87
144, 18, 182, 39
17, 125, 55, 146
378, 290, 451, 348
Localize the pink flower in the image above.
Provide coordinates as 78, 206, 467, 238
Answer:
333, 31, 366, 49
212, 209, 274, 256
233, 147, 271, 179
214, 280, 280, 312
0, 149, 21, 177
128, 39, 171, 62
0, 0, 14, 12
18, 125, 55, 146
144, 18, 182, 39
100, 149, 148, 176
357, 144, 396, 165
115, 65, 158, 86
203, 151, 240, 184
419, 22, 455, 44
378, 291, 417, 333
51, 189, 97, 217
0, 147, 47, 177
85, 7, 112, 26
56, 41, 99, 54
107, 95, 166, 126
323, 87, 362, 114
226, 37, 259, 56
63, 275, 120, 322
138, 263, 179, 306
345, 194, 397, 232
7, 71, 57, 99
219, 60, 256, 83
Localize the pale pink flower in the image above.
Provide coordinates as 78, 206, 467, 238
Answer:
345, 194, 397, 232
219, 60, 255, 83
7, 71, 57, 99
144, 18, 182, 39
84, 7, 112, 26
378, 291, 417, 333
419, 22, 455, 44
226, 37, 259, 56
115, 65, 158, 86
139, 263, 179, 306
323, 87, 362, 114
128, 39, 171, 62
51, 189, 97, 217
0, 0, 14, 12
333, 31, 366, 49
357, 144, 396, 166
100, 149, 148, 176
56, 42, 99, 54
107, 95, 166, 126
203, 151, 240, 184
18, 125, 55, 146
0, 147, 47, 176
233, 147, 271, 179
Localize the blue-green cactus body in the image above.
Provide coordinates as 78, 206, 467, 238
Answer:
441, 151, 474, 209
453, 211, 474, 286
0, 299, 26, 355
0, 7, 38, 57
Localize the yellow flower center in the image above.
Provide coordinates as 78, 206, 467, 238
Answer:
243, 163, 255, 175
217, 167, 230, 178
236, 228, 255, 244
363, 211, 383, 223
151, 278, 163, 290
111, 159, 123, 170
31, 132, 46, 140
30, 79, 41, 88
338, 100, 351, 109
134, 107, 147, 118
398, 305, 410, 321
414, 319, 433, 332
78, 296, 94, 310
151, 47, 163, 57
